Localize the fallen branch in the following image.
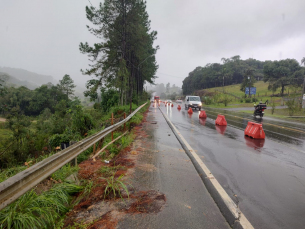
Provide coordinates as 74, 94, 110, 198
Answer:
92, 131, 129, 160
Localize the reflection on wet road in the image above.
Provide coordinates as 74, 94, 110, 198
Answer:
159, 103, 305, 229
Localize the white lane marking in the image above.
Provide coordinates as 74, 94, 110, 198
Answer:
161, 109, 254, 229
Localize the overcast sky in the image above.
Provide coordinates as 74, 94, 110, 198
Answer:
1, 0, 305, 89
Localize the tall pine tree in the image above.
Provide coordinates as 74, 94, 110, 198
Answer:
80, 0, 158, 110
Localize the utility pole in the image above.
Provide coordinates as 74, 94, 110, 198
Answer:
222, 67, 225, 92
302, 77, 305, 95
301, 77, 305, 108
248, 76, 251, 98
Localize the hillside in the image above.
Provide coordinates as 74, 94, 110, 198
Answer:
194, 81, 303, 108
0, 72, 38, 89
0, 67, 85, 99
203, 81, 284, 98
0, 67, 57, 87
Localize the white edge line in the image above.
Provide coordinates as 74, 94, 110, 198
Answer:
161, 108, 254, 229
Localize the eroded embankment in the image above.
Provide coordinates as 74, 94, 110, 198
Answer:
63, 108, 166, 229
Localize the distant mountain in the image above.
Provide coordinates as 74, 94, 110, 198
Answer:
0, 67, 86, 99
0, 72, 38, 89
0, 67, 57, 87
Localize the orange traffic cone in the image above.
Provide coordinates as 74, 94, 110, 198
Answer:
199, 110, 207, 118
215, 114, 227, 126
171, 104, 174, 107
188, 107, 193, 114
177, 105, 181, 110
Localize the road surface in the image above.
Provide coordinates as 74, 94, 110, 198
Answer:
118, 105, 230, 228
158, 103, 305, 229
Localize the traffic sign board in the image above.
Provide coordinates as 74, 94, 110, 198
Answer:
245, 87, 256, 95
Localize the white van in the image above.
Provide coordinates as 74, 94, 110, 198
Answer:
185, 95, 202, 110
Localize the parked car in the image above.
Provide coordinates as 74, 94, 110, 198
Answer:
184, 95, 202, 110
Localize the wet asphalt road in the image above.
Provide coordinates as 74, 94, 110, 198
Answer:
118, 106, 230, 229
160, 103, 305, 229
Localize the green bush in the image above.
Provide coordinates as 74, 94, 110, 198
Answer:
239, 99, 243, 103
286, 99, 297, 116
271, 101, 276, 114
101, 89, 119, 112
222, 94, 232, 106
245, 98, 251, 103
71, 106, 95, 136
49, 134, 63, 148
93, 102, 101, 110
252, 98, 257, 102
109, 103, 138, 117
77, 146, 93, 164
202, 96, 212, 105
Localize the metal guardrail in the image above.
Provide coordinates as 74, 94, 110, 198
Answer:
0, 103, 147, 210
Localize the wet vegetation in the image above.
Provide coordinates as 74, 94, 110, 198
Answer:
182, 56, 305, 111
183, 56, 304, 97
0, 0, 158, 228
0, 101, 149, 228
0, 183, 82, 229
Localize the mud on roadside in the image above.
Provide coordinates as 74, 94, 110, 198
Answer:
63, 107, 166, 229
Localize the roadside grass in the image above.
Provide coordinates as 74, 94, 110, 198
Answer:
103, 174, 131, 200
0, 101, 149, 228
0, 183, 82, 229
201, 81, 302, 108
204, 81, 283, 98
0, 166, 26, 183
51, 164, 80, 182
0, 152, 55, 183
238, 108, 305, 122
99, 165, 127, 177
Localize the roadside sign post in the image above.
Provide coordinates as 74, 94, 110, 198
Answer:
245, 87, 256, 95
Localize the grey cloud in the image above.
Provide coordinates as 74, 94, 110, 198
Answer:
0, 0, 304, 89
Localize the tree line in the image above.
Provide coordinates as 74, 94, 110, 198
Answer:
182, 55, 305, 96
0, 74, 75, 116
80, 0, 158, 111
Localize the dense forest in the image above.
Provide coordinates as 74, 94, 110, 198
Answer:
80, 0, 158, 110
0, 0, 158, 168
0, 1, 158, 227
182, 56, 305, 96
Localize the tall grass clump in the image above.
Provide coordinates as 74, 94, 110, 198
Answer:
103, 174, 130, 200
0, 166, 26, 183
0, 183, 82, 229
51, 164, 79, 182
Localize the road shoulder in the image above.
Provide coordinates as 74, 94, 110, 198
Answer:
117, 106, 230, 229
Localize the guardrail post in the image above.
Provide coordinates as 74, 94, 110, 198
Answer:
111, 113, 114, 141
124, 112, 126, 131
93, 143, 96, 154
97, 138, 104, 151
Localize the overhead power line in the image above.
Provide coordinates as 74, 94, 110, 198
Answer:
158, 71, 184, 79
